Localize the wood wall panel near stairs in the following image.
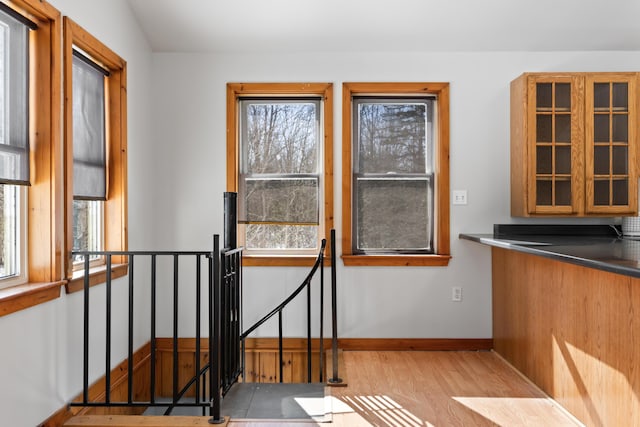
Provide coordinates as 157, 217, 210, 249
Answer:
43, 337, 489, 426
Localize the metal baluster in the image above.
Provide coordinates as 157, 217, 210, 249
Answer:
278, 311, 283, 383
83, 254, 90, 404
127, 254, 134, 404
172, 254, 179, 407
210, 235, 224, 423
307, 280, 311, 383
329, 229, 342, 384
150, 254, 157, 404
105, 254, 112, 403
319, 246, 324, 383
195, 255, 201, 405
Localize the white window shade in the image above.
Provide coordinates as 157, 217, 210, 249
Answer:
72, 51, 107, 200
0, 7, 31, 186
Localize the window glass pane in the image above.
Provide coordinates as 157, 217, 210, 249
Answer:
241, 177, 318, 224
536, 115, 552, 142
0, 184, 18, 279
612, 146, 628, 175
356, 178, 433, 252
612, 83, 628, 110
594, 83, 610, 110
555, 83, 571, 110
0, 11, 29, 185
555, 114, 571, 142
242, 101, 318, 175
555, 146, 571, 175
555, 180, 571, 205
536, 179, 552, 206
72, 53, 106, 200
593, 114, 610, 142
594, 180, 609, 205
357, 101, 430, 174
613, 179, 628, 205
245, 224, 317, 250
536, 146, 552, 174
239, 98, 322, 252
536, 83, 552, 110
72, 199, 103, 263
612, 114, 628, 142
594, 146, 610, 175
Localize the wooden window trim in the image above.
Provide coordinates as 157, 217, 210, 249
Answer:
341, 82, 451, 267
65, 263, 128, 294
0, 0, 65, 317
63, 17, 128, 288
226, 83, 334, 267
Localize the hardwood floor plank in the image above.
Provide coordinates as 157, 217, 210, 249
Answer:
229, 350, 581, 427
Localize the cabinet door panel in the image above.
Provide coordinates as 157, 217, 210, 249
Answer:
528, 76, 583, 214
585, 74, 637, 214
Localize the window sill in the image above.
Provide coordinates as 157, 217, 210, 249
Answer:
0, 280, 65, 318
65, 263, 129, 294
242, 255, 331, 267
341, 254, 451, 267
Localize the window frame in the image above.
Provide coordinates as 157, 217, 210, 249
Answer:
227, 83, 334, 267
0, 0, 64, 317
63, 17, 128, 292
342, 82, 451, 267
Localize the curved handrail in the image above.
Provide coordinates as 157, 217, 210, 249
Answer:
240, 238, 327, 340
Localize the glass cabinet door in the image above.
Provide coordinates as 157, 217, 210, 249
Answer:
586, 75, 637, 214
530, 77, 580, 213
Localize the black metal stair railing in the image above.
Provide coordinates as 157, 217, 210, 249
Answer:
69, 236, 227, 417
69, 229, 340, 423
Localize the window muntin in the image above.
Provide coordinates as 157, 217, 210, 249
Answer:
353, 97, 434, 254
238, 98, 322, 254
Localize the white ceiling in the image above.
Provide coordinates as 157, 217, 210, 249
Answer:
127, 0, 640, 53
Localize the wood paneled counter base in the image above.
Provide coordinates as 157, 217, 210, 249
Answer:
492, 246, 640, 426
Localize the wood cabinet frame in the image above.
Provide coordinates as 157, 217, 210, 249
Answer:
511, 72, 639, 217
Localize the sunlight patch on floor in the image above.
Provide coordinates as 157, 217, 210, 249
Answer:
453, 396, 581, 426
333, 394, 434, 427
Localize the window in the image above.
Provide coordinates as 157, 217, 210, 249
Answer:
70, 49, 107, 269
342, 83, 451, 266
0, 3, 31, 289
227, 83, 333, 266
0, 0, 64, 318
64, 17, 128, 291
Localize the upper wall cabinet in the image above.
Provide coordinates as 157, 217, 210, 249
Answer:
511, 72, 639, 217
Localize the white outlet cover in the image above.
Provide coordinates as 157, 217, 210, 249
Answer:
453, 190, 467, 205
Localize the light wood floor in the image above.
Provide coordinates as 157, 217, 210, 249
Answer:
229, 350, 582, 427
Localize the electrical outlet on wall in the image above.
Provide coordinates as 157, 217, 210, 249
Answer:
452, 286, 463, 302
453, 190, 467, 205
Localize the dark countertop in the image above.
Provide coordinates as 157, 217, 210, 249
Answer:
459, 224, 640, 279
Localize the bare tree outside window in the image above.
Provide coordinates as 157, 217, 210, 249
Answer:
240, 100, 321, 251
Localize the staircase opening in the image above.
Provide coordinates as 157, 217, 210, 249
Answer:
66, 192, 341, 423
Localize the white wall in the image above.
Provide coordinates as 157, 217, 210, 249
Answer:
0, 1, 154, 425
150, 50, 640, 340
